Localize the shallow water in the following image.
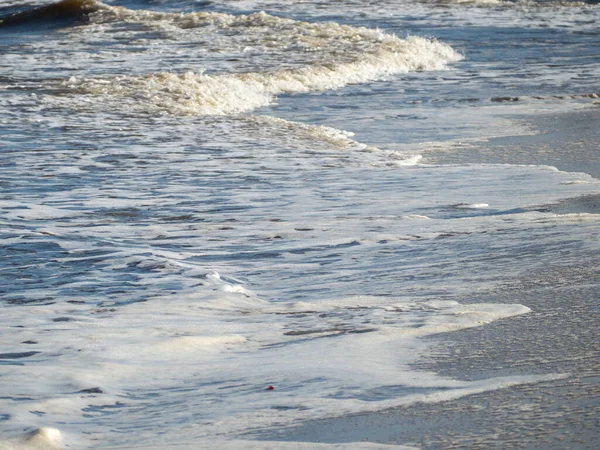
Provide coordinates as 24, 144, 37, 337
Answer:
1, 0, 599, 448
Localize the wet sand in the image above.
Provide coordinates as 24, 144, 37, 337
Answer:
247, 105, 600, 449
426, 104, 600, 180
251, 284, 599, 449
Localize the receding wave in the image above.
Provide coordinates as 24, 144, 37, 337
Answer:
50, 5, 462, 116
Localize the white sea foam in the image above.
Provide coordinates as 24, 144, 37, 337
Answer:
61, 35, 460, 115
252, 116, 367, 149
455, 203, 489, 209
2, 136, 599, 447
0, 285, 548, 445
2, 156, 598, 445
51, 5, 462, 116
387, 152, 424, 166
2, 1, 600, 447
0, 428, 63, 450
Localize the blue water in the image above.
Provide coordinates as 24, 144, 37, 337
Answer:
1, 0, 599, 448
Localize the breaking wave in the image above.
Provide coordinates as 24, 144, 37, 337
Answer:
39, 2, 463, 116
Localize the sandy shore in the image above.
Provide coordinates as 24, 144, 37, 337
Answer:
425, 104, 600, 180
245, 105, 600, 449
251, 283, 599, 449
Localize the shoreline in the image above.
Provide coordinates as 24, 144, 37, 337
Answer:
248, 284, 599, 449
247, 105, 600, 448
424, 103, 600, 180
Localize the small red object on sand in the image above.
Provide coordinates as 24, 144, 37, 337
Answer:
267, 385, 274, 390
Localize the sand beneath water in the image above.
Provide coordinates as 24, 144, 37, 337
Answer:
249, 105, 600, 449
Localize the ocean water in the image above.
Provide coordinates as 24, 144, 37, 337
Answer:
1, 0, 599, 448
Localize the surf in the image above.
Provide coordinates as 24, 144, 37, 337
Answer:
47, 5, 462, 116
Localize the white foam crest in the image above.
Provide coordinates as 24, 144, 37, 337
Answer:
58, 7, 462, 116
63, 71, 273, 116
387, 151, 424, 166
205, 271, 253, 295
455, 202, 489, 209
64, 35, 460, 115
0, 428, 63, 450
238, 35, 461, 91
249, 116, 372, 150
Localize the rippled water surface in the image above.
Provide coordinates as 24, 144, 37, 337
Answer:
1, 0, 599, 448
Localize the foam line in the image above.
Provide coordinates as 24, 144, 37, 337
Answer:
58, 6, 462, 116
